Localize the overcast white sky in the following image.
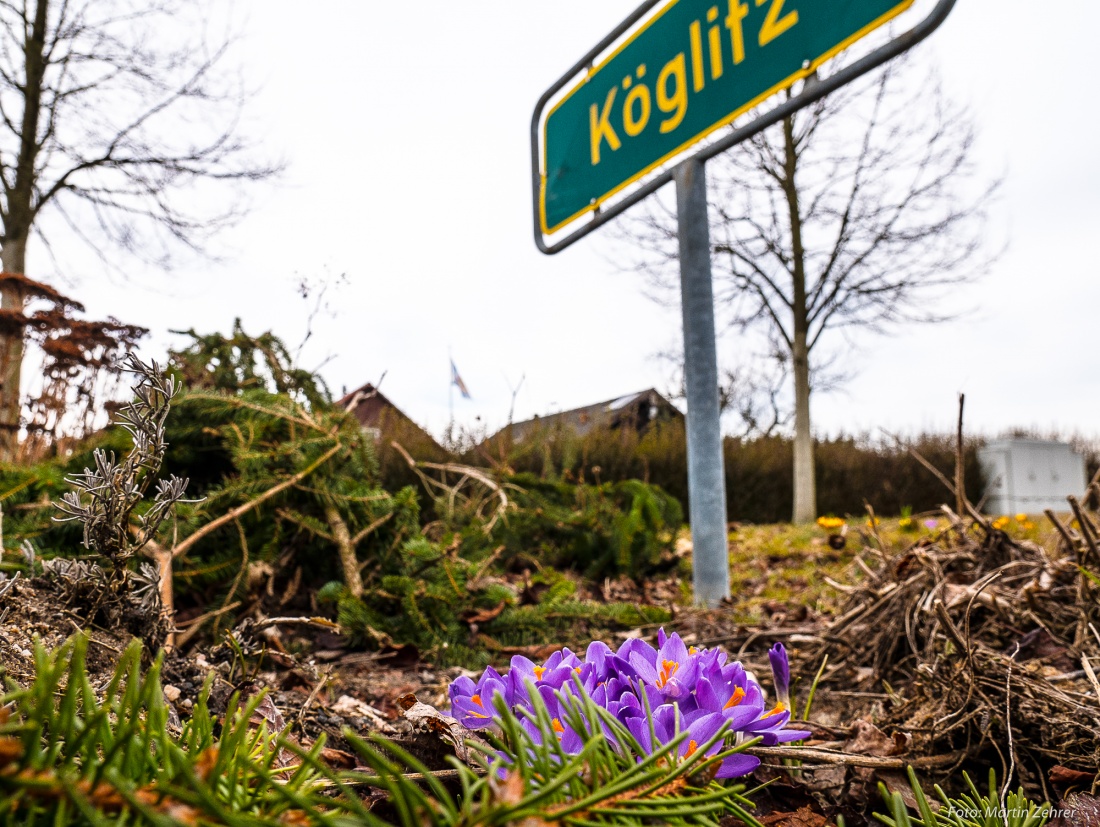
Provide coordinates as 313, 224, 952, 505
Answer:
57, 0, 1100, 443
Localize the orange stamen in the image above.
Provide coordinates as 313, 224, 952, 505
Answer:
688, 646, 698, 655
723, 687, 746, 710
468, 694, 489, 718
763, 701, 787, 718
655, 659, 679, 688
685, 739, 699, 757
534, 666, 546, 680
552, 718, 565, 738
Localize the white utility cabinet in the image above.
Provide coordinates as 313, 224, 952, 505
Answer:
979, 439, 1086, 515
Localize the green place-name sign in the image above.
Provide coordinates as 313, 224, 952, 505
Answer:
539, 0, 913, 235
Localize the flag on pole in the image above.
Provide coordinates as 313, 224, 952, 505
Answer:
451, 359, 471, 399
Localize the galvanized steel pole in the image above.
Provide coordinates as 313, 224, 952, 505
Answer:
674, 157, 730, 608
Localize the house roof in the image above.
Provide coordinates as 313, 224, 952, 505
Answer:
337, 382, 446, 453
493, 388, 681, 443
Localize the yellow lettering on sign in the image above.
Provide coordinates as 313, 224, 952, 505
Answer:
689, 20, 706, 92
589, 87, 622, 165
656, 53, 688, 133
759, 0, 799, 46
707, 8, 724, 80
623, 80, 652, 137
725, 0, 749, 64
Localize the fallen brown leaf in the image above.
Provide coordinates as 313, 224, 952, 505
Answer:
761, 806, 828, 826
0, 736, 22, 770
1049, 791, 1100, 826
1049, 765, 1097, 795
320, 747, 358, 769
844, 720, 908, 758
398, 693, 490, 765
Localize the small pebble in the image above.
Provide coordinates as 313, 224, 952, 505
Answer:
163, 685, 181, 702
181, 699, 193, 710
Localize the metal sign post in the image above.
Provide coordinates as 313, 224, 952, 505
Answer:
675, 157, 729, 606
531, 0, 957, 606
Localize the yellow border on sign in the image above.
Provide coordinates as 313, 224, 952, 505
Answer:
539, 0, 916, 237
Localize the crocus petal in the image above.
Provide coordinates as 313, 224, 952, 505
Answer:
658, 632, 689, 666
715, 753, 761, 779
768, 643, 791, 708
763, 727, 813, 745
684, 712, 729, 748
449, 675, 476, 701
618, 638, 657, 668
629, 651, 659, 684
626, 715, 654, 753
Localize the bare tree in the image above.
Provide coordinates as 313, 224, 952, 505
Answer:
616, 57, 998, 523
0, 0, 279, 460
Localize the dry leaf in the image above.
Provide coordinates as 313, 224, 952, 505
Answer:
237, 688, 294, 769
1049, 791, 1100, 826
0, 736, 23, 769
761, 806, 828, 826
844, 720, 907, 758
398, 693, 490, 765
319, 747, 358, 769
1049, 765, 1097, 794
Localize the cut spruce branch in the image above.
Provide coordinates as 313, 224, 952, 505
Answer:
170, 442, 342, 561
392, 440, 510, 532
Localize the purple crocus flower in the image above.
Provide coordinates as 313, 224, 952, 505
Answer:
585, 640, 615, 679
627, 705, 760, 779
506, 655, 541, 708
741, 701, 812, 745
695, 664, 766, 730
621, 631, 698, 699
532, 684, 588, 754
768, 643, 791, 709
446, 627, 813, 771
449, 666, 510, 729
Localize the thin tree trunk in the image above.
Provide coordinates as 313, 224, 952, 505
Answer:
0, 238, 28, 463
0, 0, 50, 463
791, 330, 816, 523
781, 115, 816, 524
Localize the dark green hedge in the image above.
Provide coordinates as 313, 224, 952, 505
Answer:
465, 422, 991, 524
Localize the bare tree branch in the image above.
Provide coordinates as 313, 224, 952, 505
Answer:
609, 51, 1001, 519
0, 0, 280, 460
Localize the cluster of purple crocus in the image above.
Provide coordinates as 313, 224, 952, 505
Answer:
448, 630, 810, 779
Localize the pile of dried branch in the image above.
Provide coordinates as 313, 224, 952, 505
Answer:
807, 476, 1100, 788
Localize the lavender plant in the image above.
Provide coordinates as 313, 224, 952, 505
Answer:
449, 629, 809, 780
53, 353, 193, 570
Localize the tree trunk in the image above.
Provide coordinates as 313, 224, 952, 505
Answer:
0, 0, 49, 463
0, 237, 28, 463
781, 115, 816, 524
791, 329, 816, 523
